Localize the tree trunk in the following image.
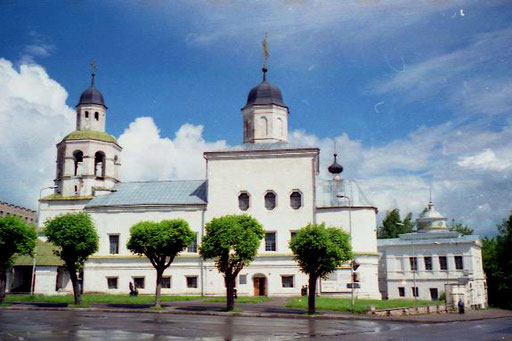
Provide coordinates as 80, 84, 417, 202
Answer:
155, 267, 164, 308
0, 267, 7, 303
225, 275, 236, 311
68, 265, 81, 305
308, 274, 317, 315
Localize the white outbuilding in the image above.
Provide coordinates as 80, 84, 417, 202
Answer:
378, 201, 487, 309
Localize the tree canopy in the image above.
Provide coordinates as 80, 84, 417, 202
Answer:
289, 223, 352, 314
377, 209, 414, 239
449, 222, 474, 236
482, 212, 512, 309
0, 216, 37, 302
200, 214, 264, 311
127, 219, 195, 307
44, 212, 98, 304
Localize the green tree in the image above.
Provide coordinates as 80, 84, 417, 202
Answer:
127, 219, 195, 307
482, 212, 512, 309
377, 209, 413, 239
0, 216, 37, 303
199, 215, 264, 311
449, 222, 474, 236
289, 223, 352, 314
44, 212, 99, 305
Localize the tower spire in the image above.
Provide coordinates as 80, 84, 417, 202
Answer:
262, 33, 269, 82
90, 59, 97, 87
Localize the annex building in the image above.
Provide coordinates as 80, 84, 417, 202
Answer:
35, 67, 382, 298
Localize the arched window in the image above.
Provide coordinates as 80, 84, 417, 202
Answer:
290, 191, 302, 210
73, 150, 83, 176
238, 192, 250, 211
94, 112, 99, 121
265, 191, 276, 210
277, 118, 283, 136
259, 116, 268, 136
95, 151, 106, 177
85, 111, 89, 118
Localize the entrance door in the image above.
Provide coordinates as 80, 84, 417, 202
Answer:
253, 276, 267, 296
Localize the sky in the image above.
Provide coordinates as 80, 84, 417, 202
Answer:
0, 1, 511, 236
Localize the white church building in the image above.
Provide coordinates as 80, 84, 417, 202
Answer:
36, 67, 382, 298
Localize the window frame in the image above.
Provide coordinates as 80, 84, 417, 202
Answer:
239, 274, 247, 285
398, 287, 405, 297
133, 277, 145, 289
424, 256, 433, 271
238, 191, 250, 211
264, 190, 277, 210
187, 234, 198, 253
439, 256, 448, 271
107, 277, 118, 289
409, 256, 418, 271
281, 275, 294, 288
186, 276, 198, 289
265, 232, 277, 252
412, 286, 419, 297
109, 234, 120, 255
289, 190, 303, 210
161, 276, 171, 289
454, 255, 464, 270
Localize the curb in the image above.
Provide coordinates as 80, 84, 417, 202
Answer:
1, 305, 510, 324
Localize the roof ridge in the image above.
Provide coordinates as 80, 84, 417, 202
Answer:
120, 179, 207, 184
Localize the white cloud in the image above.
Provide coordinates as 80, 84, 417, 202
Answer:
0, 58, 74, 209
118, 117, 227, 182
457, 149, 511, 172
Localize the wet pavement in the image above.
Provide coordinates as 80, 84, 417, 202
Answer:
0, 309, 511, 340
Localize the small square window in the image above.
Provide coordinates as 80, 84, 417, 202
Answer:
265, 232, 276, 251
162, 276, 171, 289
239, 274, 247, 285
133, 277, 145, 289
398, 287, 405, 297
281, 275, 294, 288
107, 277, 118, 289
187, 276, 198, 288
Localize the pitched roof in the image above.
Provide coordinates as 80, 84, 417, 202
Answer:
85, 180, 207, 208
14, 240, 63, 266
206, 142, 319, 153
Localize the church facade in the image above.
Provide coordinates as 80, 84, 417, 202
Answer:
37, 67, 382, 299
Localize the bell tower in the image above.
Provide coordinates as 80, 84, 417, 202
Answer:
53, 63, 122, 198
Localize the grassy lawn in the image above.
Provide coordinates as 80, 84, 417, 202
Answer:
5, 294, 203, 305
203, 296, 271, 304
286, 297, 444, 314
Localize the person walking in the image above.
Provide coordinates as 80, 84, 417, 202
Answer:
458, 298, 465, 314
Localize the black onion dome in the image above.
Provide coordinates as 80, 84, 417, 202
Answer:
328, 153, 343, 174
245, 68, 287, 109
76, 74, 107, 108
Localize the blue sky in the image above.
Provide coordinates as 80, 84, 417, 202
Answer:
1, 1, 511, 235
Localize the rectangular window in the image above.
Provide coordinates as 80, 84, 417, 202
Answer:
109, 235, 119, 254
430, 288, 439, 301
133, 277, 145, 289
455, 256, 464, 270
409, 257, 417, 271
281, 275, 294, 288
239, 274, 247, 285
398, 287, 405, 297
290, 231, 297, 240
412, 287, 419, 297
439, 256, 448, 270
162, 276, 171, 289
186, 276, 198, 288
187, 234, 198, 253
107, 277, 118, 289
424, 256, 432, 271
265, 232, 276, 251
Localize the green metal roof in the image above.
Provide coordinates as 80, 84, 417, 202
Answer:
14, 240, 63, 266
62, 130, 118, 144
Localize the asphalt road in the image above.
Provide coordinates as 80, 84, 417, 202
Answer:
0, 310, 510, 340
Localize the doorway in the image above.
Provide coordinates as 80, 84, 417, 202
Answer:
253, 275, 267, 296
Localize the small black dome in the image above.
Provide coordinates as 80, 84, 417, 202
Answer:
77, 86, 106, 107
245, 69, 287, 109
328, 153, 343, 174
